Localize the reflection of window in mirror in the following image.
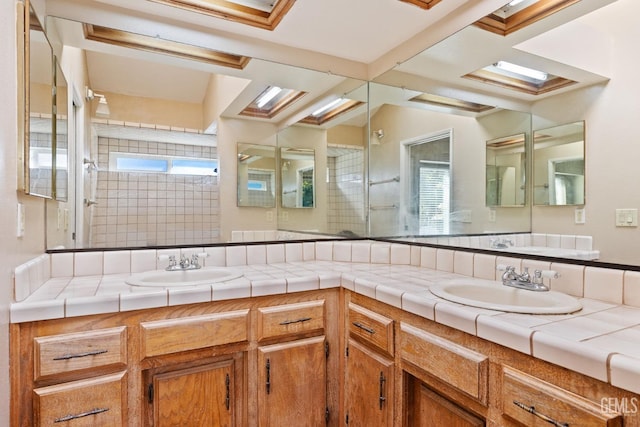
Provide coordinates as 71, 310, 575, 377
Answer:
237, 143, 276, 208
280, 148, 315, 209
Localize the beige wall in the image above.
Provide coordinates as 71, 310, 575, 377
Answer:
93, 91, 203, 130
218, 118, 278, 241
2, 1, 50, 422
277, 125, 329, 233
327, 124, 365, 147
530, 0, 640, 264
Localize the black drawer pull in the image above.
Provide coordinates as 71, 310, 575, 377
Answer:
279, 317, 312, 325
352, 322, 375, 334
54, 407, 109, 423
53, 349, 108, 360
513, 400, 569, 427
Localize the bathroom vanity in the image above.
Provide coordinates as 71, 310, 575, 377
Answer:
10, 241, 640, 426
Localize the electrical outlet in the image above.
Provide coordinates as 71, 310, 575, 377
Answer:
575, 208, 585, 224
488, 210, 496, 223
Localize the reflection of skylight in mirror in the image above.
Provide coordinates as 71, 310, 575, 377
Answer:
240, 86, 306, 119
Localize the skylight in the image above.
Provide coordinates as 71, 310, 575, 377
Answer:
494, 61, 548, 82
474, 0, 579, 36
398, 0, 442, 10
299, 98, 364, 126
409, 93, 494, 113
240, 86, 306, 119
147, 0, 296, 30
83, 24, 250, 69
463, 61, 576, 95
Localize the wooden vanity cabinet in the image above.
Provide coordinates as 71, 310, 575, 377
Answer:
255, 299, 333, 426
345, 303, 395, 426
11, 289, 340, 427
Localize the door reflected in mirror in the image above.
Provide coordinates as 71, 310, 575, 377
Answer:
237, 143, 276, 208
486, 133, 526, 207
533, 121, 585, 206
54, 59, 69, 201
280, 147, 315, 208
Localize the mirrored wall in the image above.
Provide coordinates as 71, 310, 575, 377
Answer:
42, 0, 640, 267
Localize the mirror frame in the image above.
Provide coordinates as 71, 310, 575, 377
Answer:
237, 143, 277, 208
533, 121, 585, 206
280, 147, 316, 209
20, 1, 55, 199
485, 133, 527, 208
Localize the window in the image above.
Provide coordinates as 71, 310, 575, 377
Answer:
418, 162, 450, 234
110, 152, 218, 176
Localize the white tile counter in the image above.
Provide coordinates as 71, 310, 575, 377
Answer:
10, 241, 640, 395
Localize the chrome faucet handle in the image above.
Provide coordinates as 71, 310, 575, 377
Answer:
532, 270, 544, 285
190, 252, 209, 269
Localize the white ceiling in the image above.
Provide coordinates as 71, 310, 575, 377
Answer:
41, 0, 624, 127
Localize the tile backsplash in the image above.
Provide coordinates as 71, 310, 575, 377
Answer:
14, 240, 640, 308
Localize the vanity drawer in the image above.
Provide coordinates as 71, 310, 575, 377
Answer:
400, 322, 488, 405
33, 371, 127, 426
348, 303, 394, 357
140, 309, 249, 358
257, 300, 325, 341
502, 366, 622, 427
34, 327, 127, 381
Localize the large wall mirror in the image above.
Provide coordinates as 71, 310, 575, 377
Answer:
42, 0, 640, 267
533, 121, 585, 206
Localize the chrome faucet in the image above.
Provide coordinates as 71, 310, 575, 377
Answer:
498, 265, 557, 292
490, 237, 513, 249
164, 253, 206, 271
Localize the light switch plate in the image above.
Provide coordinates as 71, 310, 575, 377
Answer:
615, 208, 638, 227
575, 208, 585, 224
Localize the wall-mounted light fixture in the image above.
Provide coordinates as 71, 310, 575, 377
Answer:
371, 129, 385, 145
85, 87, 110, 117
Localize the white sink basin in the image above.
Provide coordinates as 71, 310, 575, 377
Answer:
126, 267, 243, 287
429, 280, 582, 314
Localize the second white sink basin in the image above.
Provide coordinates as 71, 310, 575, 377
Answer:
429, 280, 582, 314
126, 267, 243, 287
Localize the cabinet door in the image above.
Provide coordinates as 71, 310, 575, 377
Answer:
345, 339, 394, 427
147, 358, 237, 427
407, 377, 484, 427
257, 336, 327, 427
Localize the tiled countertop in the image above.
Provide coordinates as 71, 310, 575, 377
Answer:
10, 260, 640, 395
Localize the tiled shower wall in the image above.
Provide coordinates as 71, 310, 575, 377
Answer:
327, 148, 365, 236
91, 136, 220, 247
29, 132, 53, 196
